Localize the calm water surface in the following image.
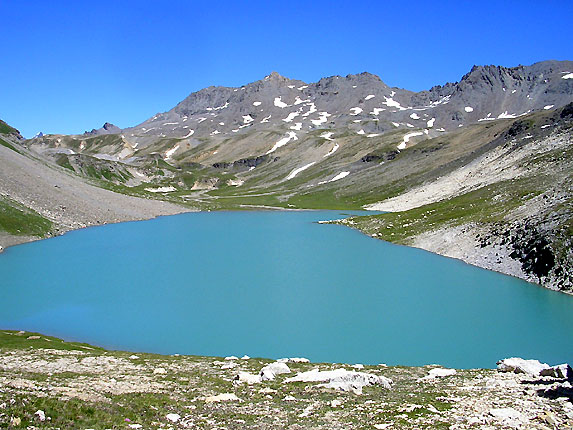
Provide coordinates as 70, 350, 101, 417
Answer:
1, 210, 572, 368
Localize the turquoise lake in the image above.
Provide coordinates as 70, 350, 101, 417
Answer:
1, 210, 572, 368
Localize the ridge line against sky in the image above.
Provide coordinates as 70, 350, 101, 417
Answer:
1, 0, 572, 138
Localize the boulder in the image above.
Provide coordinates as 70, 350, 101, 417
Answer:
418, 368, 457, 381
489, 407, 525, 428
260, 362, 291, 381
284, 368, 392, 394
165, 413, 180, 423
496, 357, 550, 376
204, 393, 240, 403
539, 363, 572, 379
234, 371, 261, 384
277, 357, 310, 363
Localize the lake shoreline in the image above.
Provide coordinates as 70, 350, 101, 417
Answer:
1, 205, 572, 297
1, 330, 571, 429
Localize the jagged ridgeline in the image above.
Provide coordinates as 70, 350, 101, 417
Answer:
0, 60, 572, 291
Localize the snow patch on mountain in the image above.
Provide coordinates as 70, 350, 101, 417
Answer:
267, 132, 298, 154
286, 162, 315, 180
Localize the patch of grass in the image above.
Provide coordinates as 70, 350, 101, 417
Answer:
0, 330, 104, 352
0, 119, 19, 135
0, 137, 19, 152
0, 197, 53, 237
347, 177, 545, 244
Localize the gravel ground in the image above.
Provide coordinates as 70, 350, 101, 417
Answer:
0, 331, 572, 429
0, 144, 189, 250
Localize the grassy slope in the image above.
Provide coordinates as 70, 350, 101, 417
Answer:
0, 196, 53, 237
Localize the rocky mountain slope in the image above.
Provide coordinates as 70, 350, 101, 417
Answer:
1, 60, 572, 292
0, 124, 187, 251
1, 330, 572, 429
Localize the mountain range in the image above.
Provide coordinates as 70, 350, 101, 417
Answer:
0, 60, 572, 293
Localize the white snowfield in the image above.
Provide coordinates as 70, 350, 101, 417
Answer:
274, 97, 288, 108
349, 107, 363, 115
266, 131, 298, 154
324, 143, 339, 157
365, 94, 375, 100
320, 132, 334, 141
330, 171, 349, 182
397, 131, 424, 150
260, 115, 271, 123
282, 111, 300, 123
427, 118, 435, 128
544, 105, 554, 110
497, 111, 516, 119
370, 108, 385, 116
302, 103, 317, 117
382, 96, 406, 110
464, 106, 474, 112
285, 162, 316, 180
409, 113, 420, 120
181, 130, 194, 138
290, 122, 302, 131
562, 73, 573, 79
205, 102, 229, 111
242, 115, 254, 124
144, 186, 176, 193
311, 112, 330, 126
253, 101, 262, 106
294, 96, 310, 105
165, 144, 180, 159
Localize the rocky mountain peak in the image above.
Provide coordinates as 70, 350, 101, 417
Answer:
265, 71, 290, 83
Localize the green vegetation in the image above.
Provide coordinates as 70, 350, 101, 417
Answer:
0, 197, 53, 237
0, 331, 104, 352
0, 330, 498, 430
0, 137, 19, 152
347, 177, 545, 244
0, 119, 19, 135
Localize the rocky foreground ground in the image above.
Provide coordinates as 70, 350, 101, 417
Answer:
0, 331, 571, 429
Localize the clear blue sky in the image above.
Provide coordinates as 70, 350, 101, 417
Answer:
1, 0, 572, 137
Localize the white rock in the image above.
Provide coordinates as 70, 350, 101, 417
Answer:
235, 371, 262, 384
153, 367, 167, 375
259, 387, 277, 394
497, 357, 550, 376
128, 425, 142, 429
34, 410, 46, 421
418, 368, 457, 381
224, 355, 239, 360
285, 368, 392, 394
330, 399, 343, 408
373, 424, 392, 429
221, 361, 238, 369
165, 413, 180, 423
540, 363, 572, 379
129, 355, 139, 360
283, 395, 297, 401
260, 362, 291, 381
298, 404, 314, 417
241, 355, 250, 360
352, 364, 364, 369
204, 393, 241, 403
489, 407, 524, 427
277, 357, 310, 363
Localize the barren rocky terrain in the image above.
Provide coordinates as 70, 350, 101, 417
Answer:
1, 331, 572, 429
